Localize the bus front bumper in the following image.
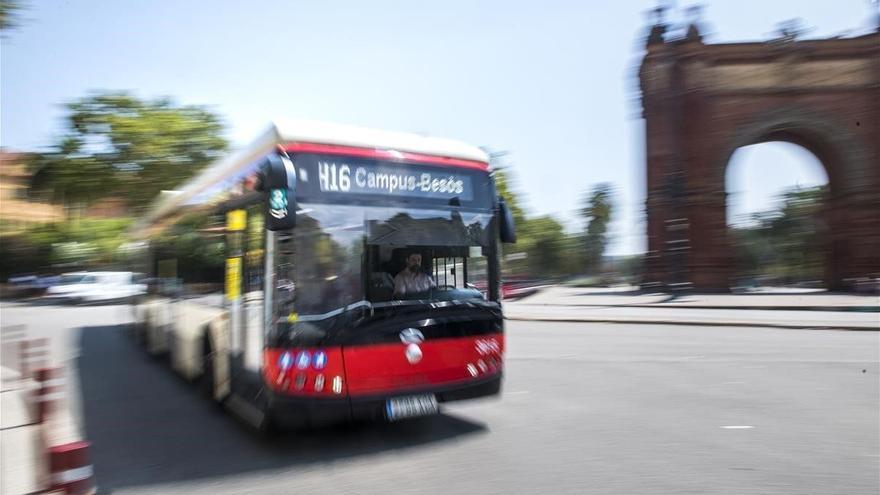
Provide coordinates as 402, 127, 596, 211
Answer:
268, 372, 502, 429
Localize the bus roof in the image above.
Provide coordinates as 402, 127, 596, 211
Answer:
275, 119, 489, 164
134, 120, 489, 234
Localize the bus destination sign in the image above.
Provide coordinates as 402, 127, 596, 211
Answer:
299, 158, 476, 202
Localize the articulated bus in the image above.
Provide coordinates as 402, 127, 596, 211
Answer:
131, 120, 516, 430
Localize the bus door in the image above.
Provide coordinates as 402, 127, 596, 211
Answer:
225, 207, 266, 374
242, 205, 266, 372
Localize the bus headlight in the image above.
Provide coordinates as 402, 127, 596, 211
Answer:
278, 351, 294, 371
295, 351, 311, 370
312, 350, 327, 370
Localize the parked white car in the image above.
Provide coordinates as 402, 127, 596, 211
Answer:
44, 271, 146, 304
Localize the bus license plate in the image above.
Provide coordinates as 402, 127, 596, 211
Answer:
386, 394, 438, 421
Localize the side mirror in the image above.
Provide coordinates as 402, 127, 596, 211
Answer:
498, 197, 517, 243
262, 154, 297, 231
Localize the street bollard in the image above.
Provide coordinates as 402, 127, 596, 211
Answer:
48, 441, 95, 495
34, 367, 64, 424
21, 338, 49, 380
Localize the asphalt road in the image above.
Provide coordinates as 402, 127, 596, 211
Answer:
2, 303, 878, 494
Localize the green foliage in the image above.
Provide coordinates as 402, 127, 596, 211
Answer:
486, 150, 619, 280
579, 183, 614, 274
486, 157, 530, 275
0, 218, 133, 277
731, 185, 827, 285
515, 216, 571, 278
153, 213, 225, 283
29, 91, 228, 211
492, 168, 526, 227
0, 0, 22, 32
488, 157, 592, 278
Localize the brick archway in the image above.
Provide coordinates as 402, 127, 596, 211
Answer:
717, 107, 862, 290
639, 24, 879, 291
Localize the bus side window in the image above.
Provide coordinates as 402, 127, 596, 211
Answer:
244, 205, 265, 296
275, 231, 296, 317
156, 212, 225, 302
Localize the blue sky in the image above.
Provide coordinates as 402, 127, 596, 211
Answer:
1, 1, 874, 254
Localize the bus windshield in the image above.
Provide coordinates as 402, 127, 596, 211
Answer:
275, 203, 495, 319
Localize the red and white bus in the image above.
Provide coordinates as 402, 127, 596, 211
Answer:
131, 120, 516, 430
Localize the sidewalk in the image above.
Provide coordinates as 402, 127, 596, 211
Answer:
1, 366, 45, 495
505, 286, 880, 330
1, 328, 84, 495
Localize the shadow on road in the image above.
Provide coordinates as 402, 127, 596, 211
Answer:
77, 325, 487, 492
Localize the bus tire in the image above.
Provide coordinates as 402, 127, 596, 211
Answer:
256, 406, 278, 437
200, 335, 217, 402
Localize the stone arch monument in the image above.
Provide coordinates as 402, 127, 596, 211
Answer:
639, 17, 879, 291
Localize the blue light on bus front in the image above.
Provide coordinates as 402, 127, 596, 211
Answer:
295, 351, 311, 370
278, 351, 294, 371
312, 350, 327, 370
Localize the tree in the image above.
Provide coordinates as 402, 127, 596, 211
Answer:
519, 216, 569, 277
0, 217, 134, 277
30, 92, 228, 211
0, 0, 22, 32
493, 168, 526, 227
477, 148, 585, 278
29, 151, 120, 209
579, 183, 614, 274
483, 148, 526, 226
483, 149, 531, 274
731, 185, 827, 285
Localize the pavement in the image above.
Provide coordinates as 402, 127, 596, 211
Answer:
1, 367, 45, 495
4, 304, 878, 494
1, 301, 878, 494
504, 286, 880, 330
1, 303, 106, 494
518, 285, 880, 310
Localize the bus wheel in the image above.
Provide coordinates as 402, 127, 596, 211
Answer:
200, 336, 216, 402
256, 406, 278, 437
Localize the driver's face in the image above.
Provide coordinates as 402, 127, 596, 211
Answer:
407, 254, 422, 270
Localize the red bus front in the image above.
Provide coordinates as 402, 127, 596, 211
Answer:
259, 146, 506, 427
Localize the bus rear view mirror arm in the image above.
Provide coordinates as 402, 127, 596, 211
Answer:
498, 197, 516, 244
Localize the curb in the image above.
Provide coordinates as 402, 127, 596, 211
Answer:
533, 303, 880, 313
505, 315, 879, 331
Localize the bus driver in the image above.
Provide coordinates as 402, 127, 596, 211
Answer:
393, 253, 437, 296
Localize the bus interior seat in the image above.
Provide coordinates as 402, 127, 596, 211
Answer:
370, 272, 395, 301
370, 272, 394, 289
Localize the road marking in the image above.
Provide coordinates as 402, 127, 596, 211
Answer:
721, 425, 754, 429
506, 391, 531, 395
722, 381, 746, 385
